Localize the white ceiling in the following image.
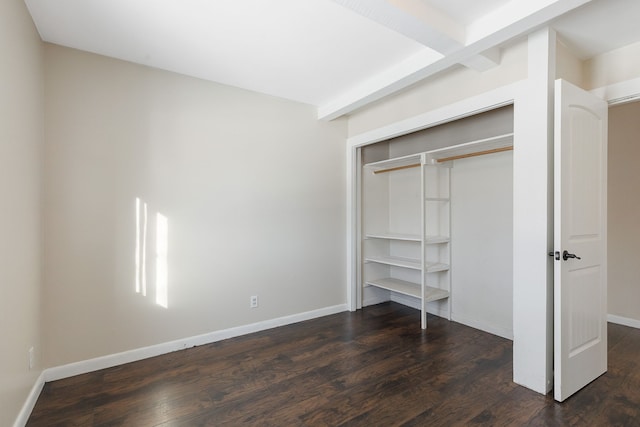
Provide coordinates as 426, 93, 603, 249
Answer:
24, 0, 640, 120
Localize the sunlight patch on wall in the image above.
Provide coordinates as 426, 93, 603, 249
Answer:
135, 197, 169, 308
156, 213, 168, 308
135, 197, 148, 296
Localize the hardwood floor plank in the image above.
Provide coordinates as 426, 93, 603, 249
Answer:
27, 302, 640, 426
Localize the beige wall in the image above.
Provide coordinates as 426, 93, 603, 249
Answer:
585, 40, 640, 90
347, 38, 527, 137
555, 38, 640, 323
608, 101, 640, 321
43, 44, 347, 367
451, 151, 513, 339
6, 17, 637, 420
0, 0, 44, 424
561, 39, 640, 322
556, 39, 584, 87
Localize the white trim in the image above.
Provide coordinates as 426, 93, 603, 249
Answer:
13, 372, 45, 427
346, 142, 358, 311
318, 1, 589, 120
346, 82, 521, 314
347, 81, 520, 148
44, 304, 346, 382
591, 76, 640, 105
15, 304, 346, 424
595, 78, 640, 334
608, 314, 640, 329
512, 29, 556, 395
329, 1, 498, 75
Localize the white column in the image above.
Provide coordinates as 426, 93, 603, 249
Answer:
346, 143, 363, 311
512, 27, 556, 393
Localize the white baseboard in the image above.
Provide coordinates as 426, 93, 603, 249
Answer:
451, 312, 514, 340
13, 372, 45, 427
608, 313, 640, 329
44, 304, 347, 382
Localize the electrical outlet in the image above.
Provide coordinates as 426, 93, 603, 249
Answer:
250, 295, 258, 308
28, 347, 34, 370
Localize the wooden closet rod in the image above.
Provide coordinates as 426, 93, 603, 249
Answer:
372, 145, 513, 174
436, 146, 513, 163
373, 163, 420, 174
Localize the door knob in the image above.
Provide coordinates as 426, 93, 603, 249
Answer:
562, 250, 581, 261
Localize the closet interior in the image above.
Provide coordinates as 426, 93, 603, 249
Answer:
359, 106, 515, 336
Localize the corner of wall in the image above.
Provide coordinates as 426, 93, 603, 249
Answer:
556, 38, 585, 88
0, 0, 46, 425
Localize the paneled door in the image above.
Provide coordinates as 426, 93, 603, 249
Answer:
553, 79, 608, 402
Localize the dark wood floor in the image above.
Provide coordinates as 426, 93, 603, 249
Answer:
27, 302, 640, 426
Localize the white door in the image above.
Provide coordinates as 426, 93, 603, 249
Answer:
553, 79, 608, 402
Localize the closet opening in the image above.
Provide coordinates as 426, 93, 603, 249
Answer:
357, 105, 514, 339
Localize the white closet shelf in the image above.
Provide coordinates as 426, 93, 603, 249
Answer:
365, 255, 421, 270
365, 278, 450, 302
426, 262, 449, 273
365, 232, 422, 242
425, 197, 450, 202
425, 235, 450, 244
363, 153, 422, 172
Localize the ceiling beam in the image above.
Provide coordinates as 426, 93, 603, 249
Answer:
460, 47, 501, 72
332, 0, 498, 69
319, 0, 593, 121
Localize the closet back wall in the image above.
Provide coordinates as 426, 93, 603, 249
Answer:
43, 44, 347, 368
451, 151, 513, 339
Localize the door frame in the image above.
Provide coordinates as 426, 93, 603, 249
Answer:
346, 81, 544, 384
593, 76, 640, 331
591, 75, 640, 107
345, 73, 640, 395
346, 82, 520, 312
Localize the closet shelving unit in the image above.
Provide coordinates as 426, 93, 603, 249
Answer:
362, 132, 513, 329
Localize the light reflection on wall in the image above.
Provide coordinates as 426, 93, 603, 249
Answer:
135, 198, 148, 296
135, 197, 169, 308
156, 213, 168, 308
